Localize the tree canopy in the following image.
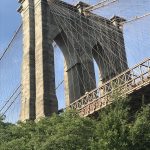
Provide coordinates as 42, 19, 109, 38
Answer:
0, 95, 150, 150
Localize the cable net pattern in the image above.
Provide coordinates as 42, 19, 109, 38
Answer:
0, 0, 150, 123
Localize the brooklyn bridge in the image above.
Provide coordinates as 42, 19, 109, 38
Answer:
0, 0, 150, 123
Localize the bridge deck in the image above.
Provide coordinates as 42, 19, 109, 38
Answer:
68, 58, 150, 117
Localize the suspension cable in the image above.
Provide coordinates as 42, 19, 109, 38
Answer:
2, 92, 21, 117
121, 12, 150, 25
0, 85, 21, 113
55, 80, 64, 90
84, 0, 118, 11
0, 24, 22, 61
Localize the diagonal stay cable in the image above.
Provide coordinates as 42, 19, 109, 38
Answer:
84, 0, 118, 11
0, 24, 22, 61
2, 79, 64, 119
0, 85, 21, 113
55, 80, 64, 91
2, 92, 21, 117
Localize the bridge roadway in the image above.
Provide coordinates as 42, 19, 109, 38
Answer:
66, 58, 150, 117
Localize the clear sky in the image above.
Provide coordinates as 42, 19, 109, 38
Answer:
0, 0, 150, 123
0, 0, 20, 52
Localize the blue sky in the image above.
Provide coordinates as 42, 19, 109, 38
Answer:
0, 0, 20, 52
0, 0, 150, 123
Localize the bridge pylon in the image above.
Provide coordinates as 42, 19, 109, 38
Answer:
18, 0, 128, 121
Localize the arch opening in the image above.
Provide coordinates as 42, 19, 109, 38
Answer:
53, 30, 97, 107
93, 58, 100, 88
92, 43, 105, 85
54, 44, 65, 110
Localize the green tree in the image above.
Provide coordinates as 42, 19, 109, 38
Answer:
130, 104, 150, 150
36, 110, 96, 150
92, 94, 131, 150
0, 120, 37, 150
0, 95, 149, 150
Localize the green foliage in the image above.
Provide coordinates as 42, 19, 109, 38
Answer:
92, 95, 130, 150
37, 111, 96, 150
129, 105, 150, 150
0, 96, 149, 150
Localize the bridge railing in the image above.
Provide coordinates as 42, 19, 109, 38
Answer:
69, 58, 150, 116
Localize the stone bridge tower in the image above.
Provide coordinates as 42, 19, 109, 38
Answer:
18, 0, 128, 121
